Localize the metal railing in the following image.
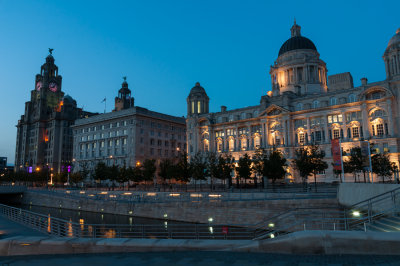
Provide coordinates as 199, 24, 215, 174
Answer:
0, 203, 254, 240
344, 186, 400, 230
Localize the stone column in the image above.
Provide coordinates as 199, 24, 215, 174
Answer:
361, 103, 370, 139
235, 127, 239, 151
387, 99, 394, 136
324, 116, 329, 143
306, 117, 311, 143
260, 120, 266, 148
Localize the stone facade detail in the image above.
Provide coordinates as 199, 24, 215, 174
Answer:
186, 23, 400, 183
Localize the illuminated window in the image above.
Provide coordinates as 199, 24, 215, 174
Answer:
376, 124, 384, 136
333, 129, 340, 139
254, 136, 261, 148
197, 101, 201, 113
328, 114, 343, 123
383, 143, 389, 153
241, 138, 247, 150
275, 137, 281, 146
229, 139, 235, 151
217, 141, 223, 152
352, 127, 359, 138
298, 133, 305, 144
191, 101, 194, 114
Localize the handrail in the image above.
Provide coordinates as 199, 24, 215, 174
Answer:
347, 186, 400, 208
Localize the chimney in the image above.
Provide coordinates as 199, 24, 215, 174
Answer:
361, 77, 368, 86
221, 106, 227, 112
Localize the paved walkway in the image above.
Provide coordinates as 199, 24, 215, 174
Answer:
0, 216, 46, 238
1, 252, 400, 265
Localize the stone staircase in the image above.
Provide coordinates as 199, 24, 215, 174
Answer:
366, 215, 400, 232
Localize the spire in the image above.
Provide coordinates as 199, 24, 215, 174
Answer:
290, 19, 301, 37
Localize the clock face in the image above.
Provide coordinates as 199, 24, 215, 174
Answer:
36, 81, 42, 91
49, 82, 58, 92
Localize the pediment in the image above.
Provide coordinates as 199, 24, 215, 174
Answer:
259, 104, 290, 117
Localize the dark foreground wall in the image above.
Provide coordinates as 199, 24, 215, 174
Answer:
1, 231, 400, 256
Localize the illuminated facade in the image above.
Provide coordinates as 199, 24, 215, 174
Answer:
72, 79, 186, 176
186, 23, 400, 183
15, 52, 93, 173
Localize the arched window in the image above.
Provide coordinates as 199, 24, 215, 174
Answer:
371, 109, 387, 118
228, 138, 235, 151
217, 140, 223, 152
229, 115, 234, 122
313, 100, 320, 109
241, 138, 247, 150
348, 94, 356, 103
254, 136, 261, 148
203, 140, 209, 152
296, 103, 303, 111
330, 97, 337, 106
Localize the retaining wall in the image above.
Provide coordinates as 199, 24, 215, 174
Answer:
21, 191, 340, 225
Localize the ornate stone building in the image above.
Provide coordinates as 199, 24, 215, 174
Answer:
72, 79, 186, 177
15, 51, 94, 174
186, 23, 400, 183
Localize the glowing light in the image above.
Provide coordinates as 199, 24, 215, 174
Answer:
268, 223, 275, 228
35, 167, 40, 171
79, 191, 85, 194
169, 193, 180, 197
208, 194, 221, 198
146, 192, 157, 196
47, 214, 51, 233
209, 226, 214, 234
100, 192, 108, 195
66, 191, 70, 194
88, 194, 95, 197
123, 192, 132, 195
270, 233, 275, 238
352, 211, 361, 217
190, 194, 203, 197
208, 217, 213, 222
129, 211, 133, 214
164, 214, 168, 218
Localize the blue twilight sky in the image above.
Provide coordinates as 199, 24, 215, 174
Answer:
0, 0, 399, 164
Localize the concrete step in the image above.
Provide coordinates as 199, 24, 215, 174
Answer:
374, 220, 400, 231
366, 223, 390, 232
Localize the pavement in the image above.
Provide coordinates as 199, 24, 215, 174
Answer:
1, 252, 400, 265
0, 216, 46, 239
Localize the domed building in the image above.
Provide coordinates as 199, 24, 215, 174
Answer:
186, 22, 400, 184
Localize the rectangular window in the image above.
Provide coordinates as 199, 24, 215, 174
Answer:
333, 129, 340, 139
299, 133, 305, 144
352, 127, 360, 138
197, 101, 201, 113
315, 131, 322, 142
376, 124, 384, 136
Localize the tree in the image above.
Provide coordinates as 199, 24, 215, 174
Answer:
70, 172, 84, 185
371, 153, 397, 183
191, 152, 208, 190
293, 145, 328, 190
264, 149, 287, 185
235, 153, 252, 188
117, 166, 130, 189
252, 148, 266, 188
219, 153, 235, 188
142, 159, 156, 185
207, 152, 220, 190
79, 161, 90, 184
175, 151, 192, 183
158, 158, 175, 189
93, 162, 109, 184
344, 147, 369, 183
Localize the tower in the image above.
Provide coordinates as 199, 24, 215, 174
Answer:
114, 77, 134, 111
186, 82, 209, 117
383, 28, 400, 80
15, 50, 87, 174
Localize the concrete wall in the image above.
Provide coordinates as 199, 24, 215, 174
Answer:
338, 183, 400, 207
21, 191, 339, 225
2, 231, 400, 256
